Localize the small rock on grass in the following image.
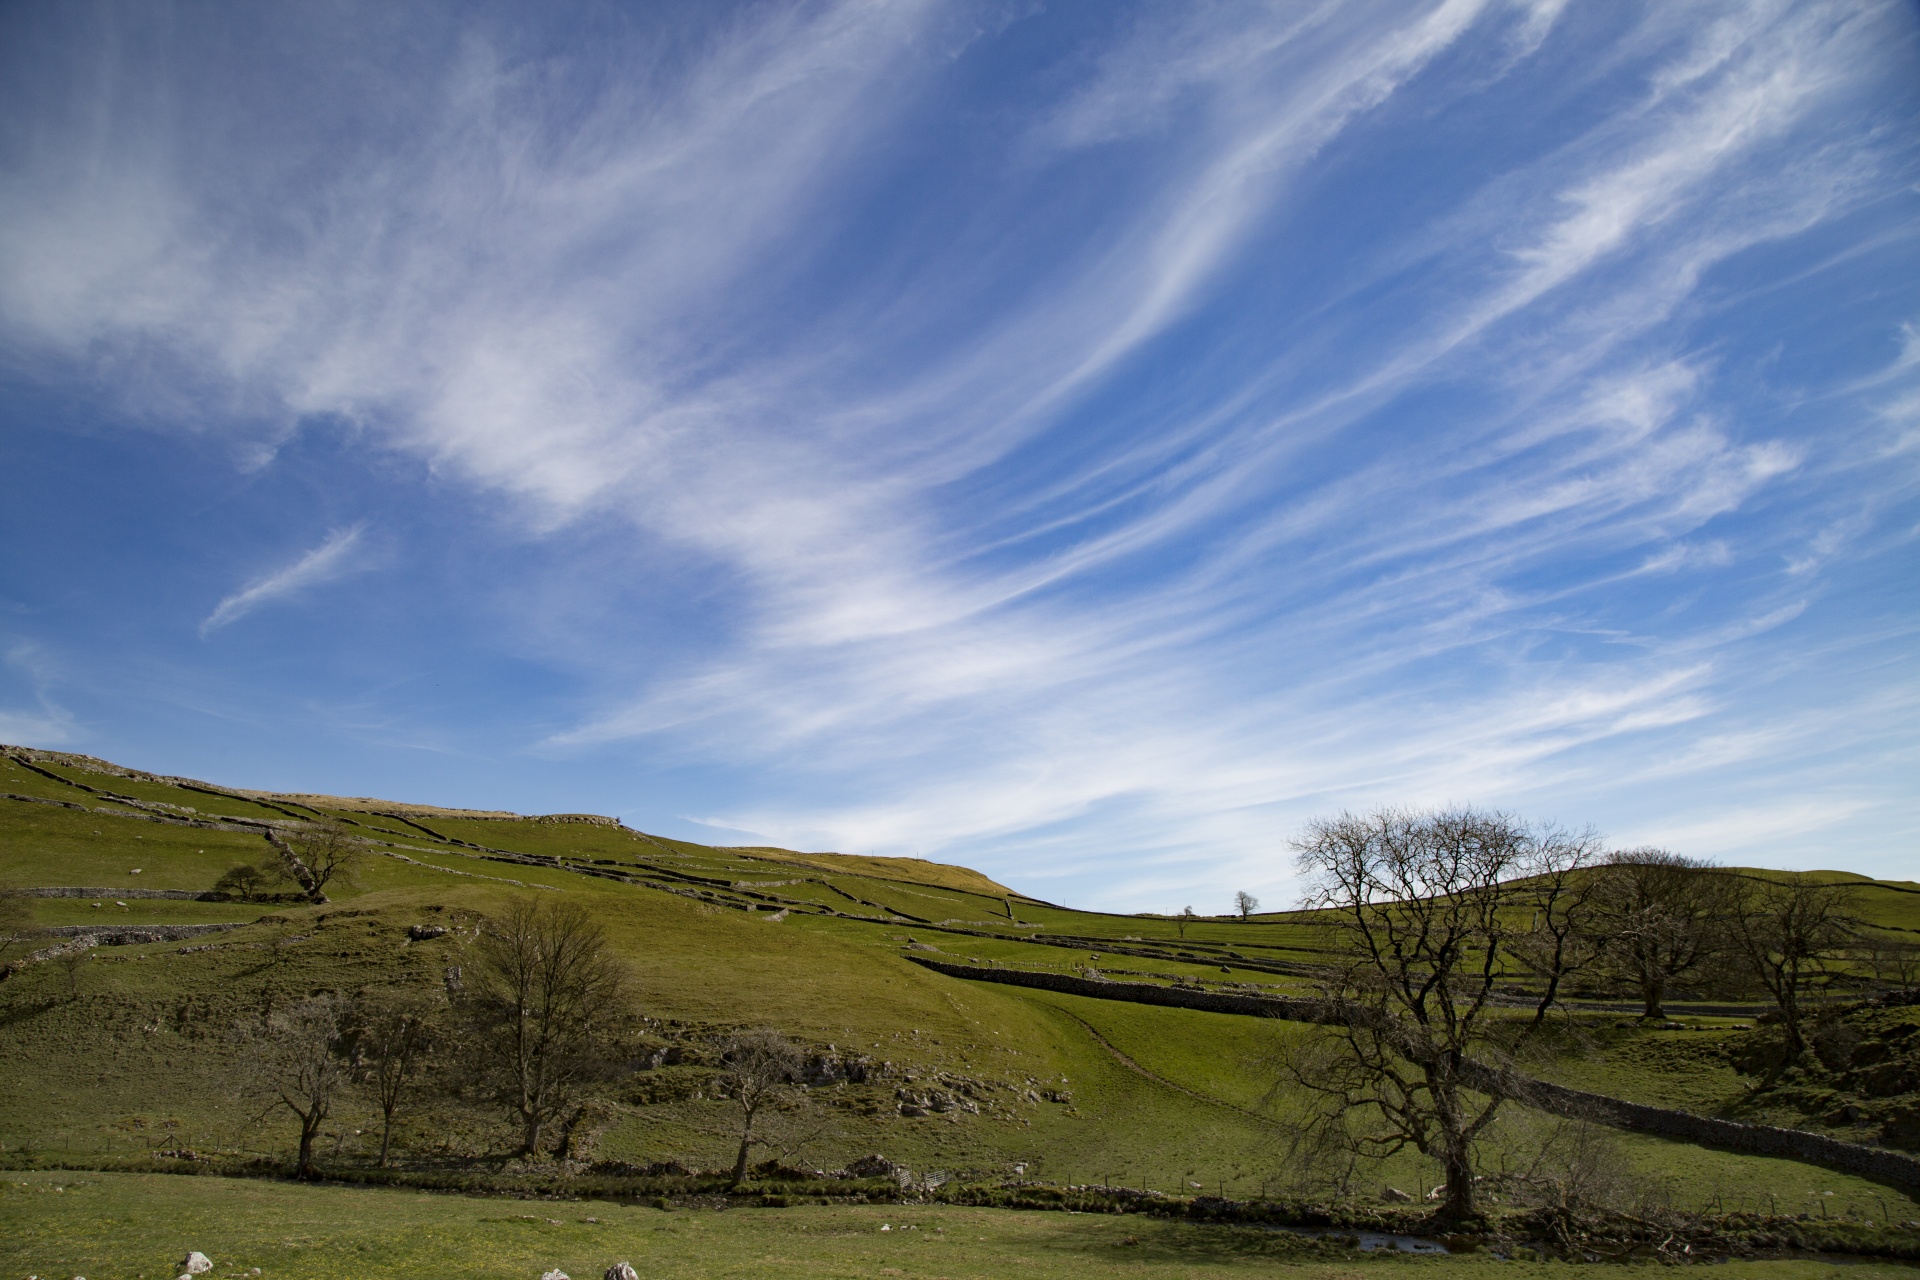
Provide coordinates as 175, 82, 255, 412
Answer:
605, 1264, 640, 1280
180, 1253, 213, 1276
541, 1270, 570, 1280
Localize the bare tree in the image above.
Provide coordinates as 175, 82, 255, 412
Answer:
1586, 850, 1739, 1019
56, 944, 90, 1000
466, 896, 627, 1157
1234, 890, 1260, 921
1488, 1114, 1642, 1220
1284, 806, 1599, 1224
1174, 906, 1197, 940
247, 995, 353, 1177
348, 996, 439, 1167
1728, 875, 1858, 1060
276, 820, 363, 904
717, 1028, 805, 1185
1861, 933, 1920, 997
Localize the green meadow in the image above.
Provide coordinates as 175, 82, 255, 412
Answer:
9, 1172, 1918, 1280
3, 747, 1919, 1275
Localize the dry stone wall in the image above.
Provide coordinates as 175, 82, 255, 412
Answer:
1499, 1073, 1920, 1191
43, 922, 242, 943
25, 886, 242, 900
909, 957, 1920, 1192
906, 955, 1324, 1019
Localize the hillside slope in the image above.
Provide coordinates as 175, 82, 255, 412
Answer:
2, 744, 1915, 1214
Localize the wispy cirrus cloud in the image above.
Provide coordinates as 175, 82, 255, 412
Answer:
1, 0, 1916, 906
202, 525, 368, 634
0, 642, 78, 746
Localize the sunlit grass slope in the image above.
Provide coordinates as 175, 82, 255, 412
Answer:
1, 745, 1916, 1214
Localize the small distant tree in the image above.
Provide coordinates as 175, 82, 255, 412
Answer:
1586, 850, 1739, 1019
247, 995, 354, 1177
348, 996, 440, 1167
1861, 933, 1920, 997
56, 944, 91, 1000
277, 820, 363, 904
0, 888, 45, 971
1283, 806, 1600, 1224
1728, 875, 1858, 1060
466, 896, 627, 1157
718, 1028, 805, 1185
214, 862, 275, 901
1175, 906, 1197, 940
1234, 890, 1260, 921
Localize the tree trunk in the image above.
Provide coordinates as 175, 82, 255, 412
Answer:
521, 1110, 544, 1158
296, 1113, 321, 1178
731, 1108, 756, 1185
1438, 1147, 1477, 1222
731, 1137, 753, 1185
379, 1106, 395, 1168
1778, 996, 1804, 1059
1640, 974, 1666, 1020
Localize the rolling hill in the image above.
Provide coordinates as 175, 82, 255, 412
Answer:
3, 743, 1918, 1220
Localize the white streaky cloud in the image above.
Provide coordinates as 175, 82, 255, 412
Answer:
701, 656, 1721, 868
202, 525, 369, 634
1502, 0, 1571, 59
1005, 0, 1497, 415
0, 642, 79, 747
518, 0, 1911, 903
1, 2, 1915, 904
915, 67, 1857, 633
0, 707, 76, 746
1625, 798, 1876, 864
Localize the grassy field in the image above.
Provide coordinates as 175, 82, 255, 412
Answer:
5, 1171, 1919, 1280
4, 743, 1920, 1271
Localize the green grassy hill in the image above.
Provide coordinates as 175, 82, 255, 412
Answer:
3, 744, 1917, 1221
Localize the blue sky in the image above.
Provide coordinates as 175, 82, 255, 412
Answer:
2, 0, 1916, 910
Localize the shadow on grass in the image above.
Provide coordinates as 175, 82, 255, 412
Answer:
0, 995, 64, 1027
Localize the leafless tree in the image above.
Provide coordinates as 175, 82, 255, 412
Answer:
276, 820, 363, 904
1727, 875, 1858, 1060
1234, 890, 1260, 921
1487, 1114, 1642, 1218
1283, 806, 1599, 1224
348, 995, 440, 1167
1174, 906, 1197, 940
1861, 933, 1920, 997
1586, 850, 1739, 1019
246, 995, 354, 1177
56, 943, 91, 999
717, 1028, 805, 1185
466, 896, 627, 1157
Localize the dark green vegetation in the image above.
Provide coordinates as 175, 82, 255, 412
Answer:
3, 745, 1919, 1274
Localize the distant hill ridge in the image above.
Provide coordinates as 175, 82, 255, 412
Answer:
3, 745, 526, 820
0, 742, 1020, 898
